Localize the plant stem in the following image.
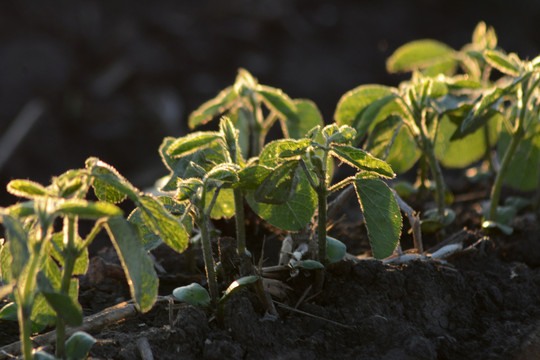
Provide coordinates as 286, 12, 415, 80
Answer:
233, 189, 246, 254
56, 217, 78, 358
198, 211, 218, 305
316, 187, 327, 263
423, 137, 446, 222
16, 290, 34, 360
487, 130, 524, 220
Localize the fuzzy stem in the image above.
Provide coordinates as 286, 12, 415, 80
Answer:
56, 217, 79, 358
198, 211, 218, 305
423, 138, 446, 222
233, 189, 246, 254
487, 130, 524, 221
316, 149, 330, 263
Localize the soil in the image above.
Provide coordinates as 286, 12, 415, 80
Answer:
2, 1, 540, 359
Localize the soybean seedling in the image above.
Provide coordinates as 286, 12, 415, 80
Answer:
0, 158, 187, 360
188, 68, 323, 157
253, 123, 402, 263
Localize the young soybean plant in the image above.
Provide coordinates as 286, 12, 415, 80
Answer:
255, 124, 402, 262
0, 158, 187, 360
188, 68, 323, 157
337, 23, 502, 232
461, 50, 540, 233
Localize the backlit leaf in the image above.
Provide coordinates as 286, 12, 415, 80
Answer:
284, 99, 324, 139
386, 39, 457, 75
484, 50, 520, 76
105, 217, 158, 312
188, 86, 239, 129
354, 178, 402, 259
330, 144, 395, 178
255, 160, 300, 204
55, 199, 123, 219
167, 132, 222, 158
7, 180, 49, 199
256, 85, 298, 121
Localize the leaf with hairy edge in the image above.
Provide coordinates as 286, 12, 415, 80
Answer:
234, 165, 273, 190
246, 140, 316, 231
330, 144, 395, 178
167, 132, 222, 158
137, 195, 189, 253
159, 138, 227, 192
256, 85, 298, 121
284, 99, 324, 139
7, 180, 49, 199
246, 174, 315, 231
86, 157, 138, 203
366, 116, 420, 174
105, 217, 158, 312
484, 50, 520, 76
386, 39, 457, 75
255, 160, 300, 204
188, 86, 239, 129
334, 85, 397, 131
55, 199, 123, 219
354, 177, 402, 259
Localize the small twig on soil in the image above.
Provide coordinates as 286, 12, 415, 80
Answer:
137, 337, 155, 360
274, 301, 353, 329
294, 285, 312, 309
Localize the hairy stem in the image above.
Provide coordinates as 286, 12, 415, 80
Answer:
488, 130, 524, 220
233, 189, 246, 254
198, 211, 218, 305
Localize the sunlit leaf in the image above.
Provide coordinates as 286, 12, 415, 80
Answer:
354, 177, 402, 259
167, 132, 222, 158
105, 217, 158, 312
65, 331, 97, 360
188, 86, 239, 129
7, 180, 49, 199
330, 144, 395, 178
386, 39, 457, 75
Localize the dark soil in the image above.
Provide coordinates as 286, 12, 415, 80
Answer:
76, 220, 540, 360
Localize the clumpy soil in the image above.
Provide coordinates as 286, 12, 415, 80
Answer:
79, 220, 540, 359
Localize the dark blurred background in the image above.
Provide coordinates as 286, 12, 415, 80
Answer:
1, 0, 539, 205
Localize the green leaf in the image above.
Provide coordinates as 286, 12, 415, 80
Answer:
0, 212, 29, 279
354, 178, 402, 259
55, 199, 123, 219
234, 164, 273, 190
32, 351, 57, 360
218, 275, 259, 305
207, 188, 236, 219
167, 132, 222, 158
334, 85, 397, 133
386, 39, 457, 74
105, 217, 158, 312
159, 138, 227, 192
285, 99, 324, 139
7, 179, 49, 199
86, 157, 138, 203
37, 272, 83, 326
206, 164, 240, 184
484, 50, 520, 76
420, 208, 456, 233
499, 123, 540, 191
65, 331, 97, 360
255, 160, 300, 204
188, 86, 239, 129
172, 283, 211, 307
256, 85, 298, 121
366, 116, 420, 173
330, 144, 395, 178
326, 236, 347, 264
248, 140, 317, 230
435, 116, 489, 168
137, 195, 190, 254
